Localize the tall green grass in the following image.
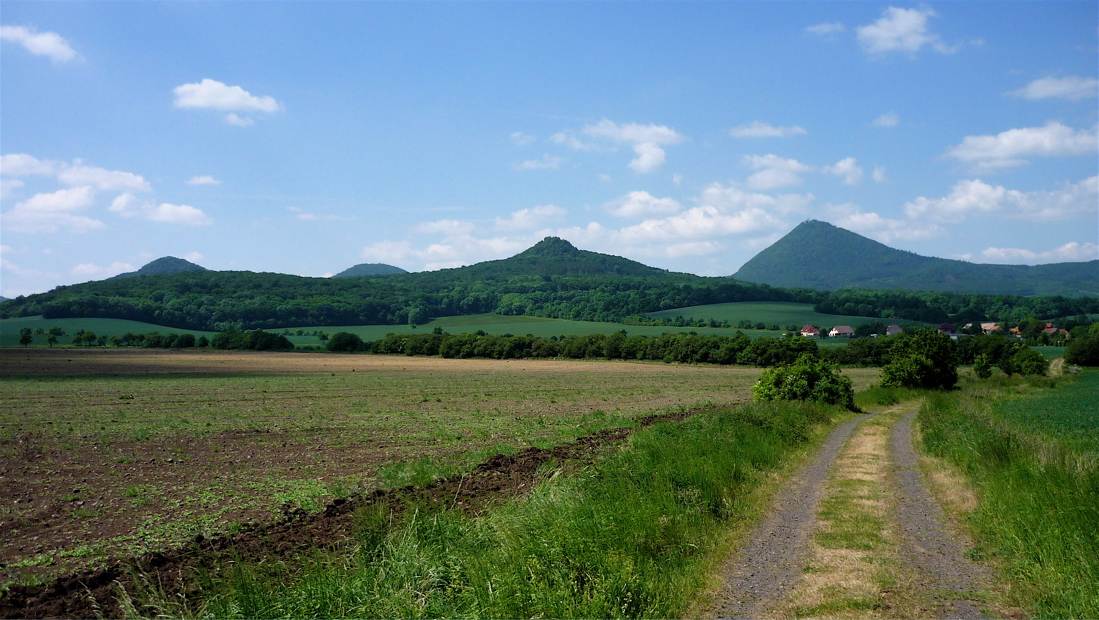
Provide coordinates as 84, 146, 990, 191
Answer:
918, 373, 1099, 619
181, 402, 836, 619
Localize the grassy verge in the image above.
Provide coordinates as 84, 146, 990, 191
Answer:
132, 401, 841, 619
917, 371, 1099, 619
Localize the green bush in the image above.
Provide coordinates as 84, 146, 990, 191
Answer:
1004, 347, 1048, 376
752, 354, 855, 410
1064, 336, 1099, 366
881, 328, 958, 390
973, 353, 993, 379
327, 331, 364, 352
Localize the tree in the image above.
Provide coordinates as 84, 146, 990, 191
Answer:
973, 354, 993, 379
46, 333, 57, 347
1064, 336, 1099, 366
18, 328, 33, 347
1006, 347, 1048, 376
753, 354, 855, 410
327, 331, 364, 352
881, 328, 958, 390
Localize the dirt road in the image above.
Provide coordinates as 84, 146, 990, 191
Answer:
710, 403, 1001, 619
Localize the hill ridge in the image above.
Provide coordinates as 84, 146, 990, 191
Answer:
733, 220, 1098, 297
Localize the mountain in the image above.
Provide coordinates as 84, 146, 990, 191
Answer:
333, 263, 408, 277
110, 256, 208, 279
733, 220, 1098, 297
450, 236, 669, 279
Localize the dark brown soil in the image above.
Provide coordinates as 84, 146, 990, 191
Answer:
0, 408, 697, 619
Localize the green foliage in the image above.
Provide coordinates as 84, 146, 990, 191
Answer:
1064, 336, 1099, 366
326, 331, 364, 352
200, 402, 834, 619
1003, 347, 1049, 377
211, 329, 293, 351
18, 327, 32, 347
917, 375, 1099, 617
881, 328, 958, 390
973, 354, 993, 379
752, 354, 855, 410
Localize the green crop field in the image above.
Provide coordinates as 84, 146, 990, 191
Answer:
2, 312, 820, 349
990, 369, 1099, 455
0, 316, 217, 347
646, 301, 920, 330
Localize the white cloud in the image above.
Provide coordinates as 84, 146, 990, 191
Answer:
829, 204, 943, 244
510, 131, 536, 146
1, 186, 102, 233
72, 262, 135, 278
872, 166, 887, 183
109, 193, 212, 225
582, 120, 684, 146
904, 176, 1098, 223
980, 242, 1099, 265
224, 113, 255, 127
173, 79, 281, 112
730, 121, 807, 138
606, 191, 683, 218
0, 25, 77, 62
495, 204, 566, 231
856, 6, 955, 55
414, 219, 477, 236
0, 246, 58, 280
628, 142, 667, 173
58, 165, 152, 192
361, 232, 531, 272
187, 175, 221, 186
742, 154, 814, 190
873, 112, 900, 127
577, 119, 685, 174
806, 22, 846, 36
182, 252, 204, 263
944, 122, 1098, 169
514, 154, 565, 170
1, 153, 60, 176
1009, 76, 1099, 101
824, 157, 864, 185
549, 132, 601, 152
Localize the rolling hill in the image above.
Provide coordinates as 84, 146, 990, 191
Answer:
333, 263, 408, 277
733, 220, 1098, 297
110, 256, 208, 279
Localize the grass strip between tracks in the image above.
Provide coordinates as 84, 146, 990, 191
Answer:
917, 371, 1099, 619
122, 400, 843, 619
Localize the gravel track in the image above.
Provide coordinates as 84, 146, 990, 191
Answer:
712, 411, 871, 619
713, 404, 998, 619
891, 408, 994, 619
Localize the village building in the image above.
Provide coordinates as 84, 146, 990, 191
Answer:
828, 325, 854, 338
800, 325, 820, 337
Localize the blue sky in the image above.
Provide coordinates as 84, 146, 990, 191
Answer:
2, 1, 1097, 298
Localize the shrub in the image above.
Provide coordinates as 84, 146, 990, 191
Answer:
1003, 347, 1049, 376
973, 354, 993, 379
881, 328, 958, 390
1064, 336, 1099, 366
752, 354, 855, 410
327, 331, 364, 352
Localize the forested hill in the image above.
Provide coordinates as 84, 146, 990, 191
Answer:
734, 220, 1098, 297
2, 236, 1096, 331
109, 256, 207, 279
333, 263, 408, 277
0, 237, 810, 331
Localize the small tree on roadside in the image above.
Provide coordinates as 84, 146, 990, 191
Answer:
753, 354, 856, 410
1001, 347, 1049, 376
881, 328, 958, 390
19, 328, 33, 347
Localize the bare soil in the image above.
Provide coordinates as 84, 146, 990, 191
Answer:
0, 406, 698, 619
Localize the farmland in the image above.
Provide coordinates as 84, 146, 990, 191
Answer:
0, 301, 927, 349
0, 347, 884, 591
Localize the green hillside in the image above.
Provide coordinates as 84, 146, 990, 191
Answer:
734, 220, 1098, 296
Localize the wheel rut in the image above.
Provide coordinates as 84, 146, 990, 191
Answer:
712, 411, 871, 619
710, 403, 999, 619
